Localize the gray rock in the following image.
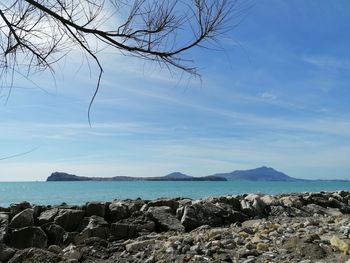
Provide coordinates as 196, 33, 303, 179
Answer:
33, 205, 45, 222
148, 198, 179, 213
260, 195, 280, 206
125, 240, 155, 252
280, 195, 304, 208
10, 226, 47, 249
42, 223, 65, 245
240, 200, 257, 217
63, 244, 81, 260
54, 209, 84, 231
9, 208, 34, 229
38, 208, 59, 225
48, 244, 62, 254
110, 222, 137, 239
209, 196, 241, 211
282, 236, 326, 260
8, 248, 59, 263
302, 204, 328, 215
63, 231, 79, 245
107, 201, 130, 222
85, 202, 106, 217
148, 206, 185, 232
180, 202, 225, 231
9, 202, 31, 216
0, 213, 9, 243
0, 244, 15, 262
80, 216, 109, 240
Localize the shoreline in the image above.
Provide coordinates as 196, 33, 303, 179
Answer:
1, 191, 350, 262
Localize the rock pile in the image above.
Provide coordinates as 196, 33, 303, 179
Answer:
1, 191, 350, 262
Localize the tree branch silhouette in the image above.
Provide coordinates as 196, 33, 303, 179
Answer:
0, 0, 241, 124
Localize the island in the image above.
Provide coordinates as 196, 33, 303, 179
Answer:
47, 166, 349, 182
47, 172, 227, 181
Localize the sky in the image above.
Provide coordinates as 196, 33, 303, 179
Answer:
1, 0, 350, 181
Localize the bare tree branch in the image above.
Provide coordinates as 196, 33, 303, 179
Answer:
0, 0, 244, 122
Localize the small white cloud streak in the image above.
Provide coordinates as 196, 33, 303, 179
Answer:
303, 55, 350, 70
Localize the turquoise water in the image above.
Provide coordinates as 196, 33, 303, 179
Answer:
1, 180, 350, 207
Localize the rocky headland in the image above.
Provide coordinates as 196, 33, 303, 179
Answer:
2, 191, 350, 262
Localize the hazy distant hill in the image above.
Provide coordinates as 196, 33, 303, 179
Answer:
163, 172, 192, 180
47, 172, 227, 182
212, 166, 297, 181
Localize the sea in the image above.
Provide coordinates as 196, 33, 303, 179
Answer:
1, 180, 350, 207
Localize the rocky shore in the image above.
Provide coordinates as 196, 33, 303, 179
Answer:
2, 191, 350, 262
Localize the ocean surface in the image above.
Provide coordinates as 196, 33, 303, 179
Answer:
1, 180, 350, 207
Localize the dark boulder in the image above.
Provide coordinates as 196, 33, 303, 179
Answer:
9, 202, 31, 216
79, 216, 110, 240
9, 226, 47, 249
0, 244, 15, 262
180, 202, 226, 231
54, 209, 84, 231
148, 198, 179, 213
0, 213, 9, 243
110, 223, 137, 239
9, 208, 34, 229
42, 223, 65, 245
38, 208, 59, 225
148, 206, 185, 232
107, 201, 130, 222
85, 202, 107, 217
206, 196, 241, 211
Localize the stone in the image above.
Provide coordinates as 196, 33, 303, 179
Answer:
85, 202, 106, 217
9, 208, 34, 229
125, 240, 155, 252
327, 197, 343, 208
48, 244, 62, 254
9, 202, 31, 215
42, 223, 65, 245
148, 198, 179, 213
107, 201, 130, 222
280, 196, 304, 208
241, 199, 257, 217
260, 195, 280, 206
148, 206, 185, 232
80, 215, 110, 240
302, 204, 328, 215
0, 244, 15, 262
256, 242, 269, 251
330, 236, 350, 255
110, 222, 137, 239
63, 232, 79, 245
325, 208, 343, 217
38, 208, 59, 225
54, 209, 84, 231
242, 219, 263, 228
84, 237, 108, 247
32, 205, 44, 221
282, 237, 326, 259
0, 213, 9, 243
180, 202, 225, 231
63, 244, 82, 260
9, 226, 47, 249
8, 248, 59, 263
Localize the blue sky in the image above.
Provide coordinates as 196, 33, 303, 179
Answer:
1, 0, 350, 181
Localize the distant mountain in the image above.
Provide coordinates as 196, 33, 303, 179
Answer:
163, 172, 192, 180
47, 172, 227, 182
47, 168, 349, 182
212, 166, 298, 181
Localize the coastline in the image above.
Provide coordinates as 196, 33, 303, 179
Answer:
1, 191, 350, 262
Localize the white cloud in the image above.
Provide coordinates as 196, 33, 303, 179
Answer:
303, 55, 350, 70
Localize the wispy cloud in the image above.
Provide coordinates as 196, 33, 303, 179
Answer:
303, 55, 350, 70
